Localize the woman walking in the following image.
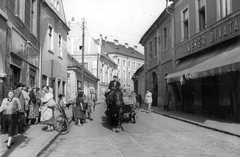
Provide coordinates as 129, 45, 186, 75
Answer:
28, 87, 38, 125
40, 85, 56, 132
74, 88, 87, 126
145, 91, 152, 113
0, 90, 21, 149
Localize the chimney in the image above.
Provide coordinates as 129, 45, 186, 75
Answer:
105, 36, 107, 42
114, 39, 119, 45
125, 43, 129, 49
134, 45, 137, 50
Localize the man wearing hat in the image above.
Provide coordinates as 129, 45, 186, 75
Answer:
108, 75, 121, 91
14, 82, 27, 132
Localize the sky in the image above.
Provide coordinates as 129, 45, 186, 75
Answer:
62, 0, 169, 53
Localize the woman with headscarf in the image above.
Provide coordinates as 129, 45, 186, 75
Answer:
0, 90, 21, 149
74, 88, 87, 126
40, 85, 56, 131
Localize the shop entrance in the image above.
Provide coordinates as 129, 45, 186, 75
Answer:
152, 72, 158, 106
202, 76, 219, 116
182, 79, 194, 113
10, 65, 21, 88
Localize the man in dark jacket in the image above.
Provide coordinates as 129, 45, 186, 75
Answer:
108, 75, 121, 91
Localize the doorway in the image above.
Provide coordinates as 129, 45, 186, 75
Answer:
10, 65, 21, 88
152, 72, 158, 106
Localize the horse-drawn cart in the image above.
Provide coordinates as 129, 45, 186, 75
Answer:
122, 97, 137, 123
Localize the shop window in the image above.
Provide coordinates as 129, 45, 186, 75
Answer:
15, 0, 25, 22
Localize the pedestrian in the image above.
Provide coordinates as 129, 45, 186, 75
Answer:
138, 93, 142, 108
40, 85, 56, 132
57, 94, 67, 118
74, 88, 87, 126
35, 87, 42, 124
22, 86, 30, 124
145, 91, 152, 113
164, 87, 171, 111
87, 89, 95, 121
28, 87, 37, 125
0, 90, 21, 149
14, 82, 26, 133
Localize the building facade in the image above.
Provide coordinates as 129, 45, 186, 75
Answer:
103, 39, 144, 94
67, 53, 98, 100
67, 21, 117, 98
139, 7, 174, 107
166, 0, 240, 122
132, 65, 145, 100
0, 0, 40, 102
40, 0, 70, 100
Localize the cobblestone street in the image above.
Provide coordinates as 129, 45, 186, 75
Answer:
40, 103, 240, 157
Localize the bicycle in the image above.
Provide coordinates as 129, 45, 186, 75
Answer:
54, 106, 70, 135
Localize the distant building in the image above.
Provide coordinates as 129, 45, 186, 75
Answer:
40, 0, 70, 100
67, 21, 117, 98
140, 6, 174, 107
101, 38, 144, 94
67, 53, 98, 99
132, 65, 145, 99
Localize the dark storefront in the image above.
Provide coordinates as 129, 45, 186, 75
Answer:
167, 14, 240, 122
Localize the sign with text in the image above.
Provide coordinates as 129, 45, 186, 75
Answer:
176, 14, 240, 59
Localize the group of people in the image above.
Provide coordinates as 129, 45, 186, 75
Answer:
0, 82, 67, 149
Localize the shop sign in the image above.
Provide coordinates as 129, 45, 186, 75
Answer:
176, 14, 240, 59
11, 30, 39, 67
188, 16, 239, 53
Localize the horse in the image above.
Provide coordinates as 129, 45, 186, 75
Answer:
105, 88, 124, 132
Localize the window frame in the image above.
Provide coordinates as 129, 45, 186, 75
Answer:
48, 24, 54, 51
163, 26, 168, 50
15, 0, 26, 23
123, 59, 126, 66
182, 7, 189, 41
217, 0, 232, 20
58, 34, 62, 57
30, 0, 38, 37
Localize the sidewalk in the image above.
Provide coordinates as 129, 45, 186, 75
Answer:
142, 103, 240, 138
0, 107, 73, 157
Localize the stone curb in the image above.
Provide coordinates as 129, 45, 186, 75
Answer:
143, 108, 240, 138
34, 116, 73, 157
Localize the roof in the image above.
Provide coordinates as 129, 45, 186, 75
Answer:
67, 53, 99, 81
102, 40, 144, 60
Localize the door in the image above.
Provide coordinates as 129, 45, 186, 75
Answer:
182, 79, 194, 113
10, 65, 21, 88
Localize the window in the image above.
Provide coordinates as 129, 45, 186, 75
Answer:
138, 63, 141, 68
56, 0, 60, 11
133, 61, 136, 68
182, 8, 189, 40
118, 58, 120, 65
31, 0, 37, 37
217, 0, 232, 20
128, 84, 131, 87
84, 62, 88, 69
117, 70, 121, 78
149, 41, 153, 58
154, 37, 157, 56
48, 25, 53, 51
128, 61, 131, 67
163, 27, 167, 50
15, 0, 25, 22
198, 0, 206, 31
123, 83, 126, 87
123, 59, 126, 66
128, 71, 131, 79
123, 70, 126, 79
58, 34, 62, 57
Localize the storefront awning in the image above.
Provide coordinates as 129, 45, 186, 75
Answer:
166, 43, 240, 83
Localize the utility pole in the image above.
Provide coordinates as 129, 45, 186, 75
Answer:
81, 18, 85, 90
